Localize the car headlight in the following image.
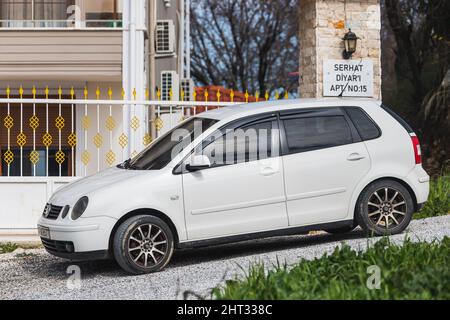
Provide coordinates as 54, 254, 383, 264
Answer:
71, 197, 89, 220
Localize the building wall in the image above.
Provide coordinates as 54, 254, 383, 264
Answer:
0, 177, 75, 230
299, 0, 382, 99
155, 0, 181, 95
156, 0, 179, 69
0, 30, 123, 81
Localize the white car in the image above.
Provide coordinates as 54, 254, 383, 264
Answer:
38, 99, 430, 274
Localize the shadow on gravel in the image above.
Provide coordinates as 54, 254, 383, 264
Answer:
171, 230, 367, 267
19, 230, 368, 278
18, 255, 122, 280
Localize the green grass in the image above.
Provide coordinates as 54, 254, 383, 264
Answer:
0, 242, 18, 254
212, 237, 450, 300
415, 172, 450, 220
0, 242, 43, 254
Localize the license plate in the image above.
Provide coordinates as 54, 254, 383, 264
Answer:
38, 226, 51, 239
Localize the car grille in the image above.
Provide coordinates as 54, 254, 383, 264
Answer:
43, 204, 63, 220
41, 238, 74, 254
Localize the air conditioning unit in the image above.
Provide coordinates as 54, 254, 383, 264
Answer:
161, 71, 179, 101
181, 78, 195, 101
156, 20, 175, 54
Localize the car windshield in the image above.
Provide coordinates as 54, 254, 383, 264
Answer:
121, 117, 218, 171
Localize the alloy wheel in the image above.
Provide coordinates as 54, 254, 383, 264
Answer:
127, 224, 169, 269
367, 187, 408, 229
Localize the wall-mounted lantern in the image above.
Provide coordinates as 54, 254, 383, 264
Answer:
342, 29, 358, 59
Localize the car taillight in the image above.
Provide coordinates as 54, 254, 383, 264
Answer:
411, 135, 422, 165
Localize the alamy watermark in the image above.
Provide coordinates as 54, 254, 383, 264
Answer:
66, 265, 82, 290
366, 265, 381, 290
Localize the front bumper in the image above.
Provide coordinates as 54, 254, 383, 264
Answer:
40, 237, 110, 260
38, 215, 117, 260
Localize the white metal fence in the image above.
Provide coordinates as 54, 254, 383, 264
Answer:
0, 98, 235, 179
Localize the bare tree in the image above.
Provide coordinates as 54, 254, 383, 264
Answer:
190, 0, 299, 95
383, 0, 450, 172
384, 0, 449, 111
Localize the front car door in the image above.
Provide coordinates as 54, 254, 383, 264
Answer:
181, 114, 289, 241
280, 108, 371, 226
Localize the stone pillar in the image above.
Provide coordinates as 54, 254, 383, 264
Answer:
299, 0, 382, 99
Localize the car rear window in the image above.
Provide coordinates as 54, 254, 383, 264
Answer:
381, 105, 415, 134
345, 107, 381, 141
283, 116, 353, 154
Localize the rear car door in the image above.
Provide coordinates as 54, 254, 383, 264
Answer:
280, 108, 372, 226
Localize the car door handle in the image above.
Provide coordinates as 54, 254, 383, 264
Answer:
347, 153, 366, 161
261, 167, 278, 176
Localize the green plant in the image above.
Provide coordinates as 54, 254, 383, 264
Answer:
415, 171, 450, 219
0, 242, 18, 254
212, 237, 450, 300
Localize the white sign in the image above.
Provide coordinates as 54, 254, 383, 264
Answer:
323, 59, 374, 97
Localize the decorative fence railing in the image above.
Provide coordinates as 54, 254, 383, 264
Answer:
0, 85, 295, 179
0, 87, 241, 179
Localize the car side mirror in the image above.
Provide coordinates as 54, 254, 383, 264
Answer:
185, 155, 211, 172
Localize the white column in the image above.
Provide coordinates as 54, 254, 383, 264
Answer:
122, 0, 146, 158
179, 0, 185, 79
186, 0, 191, 79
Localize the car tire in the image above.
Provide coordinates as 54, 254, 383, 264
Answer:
113, 215, 175, 275
324, 224, 357, 234
356, 180, 414, 236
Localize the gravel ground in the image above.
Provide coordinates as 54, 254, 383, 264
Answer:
1, 216, 449, 300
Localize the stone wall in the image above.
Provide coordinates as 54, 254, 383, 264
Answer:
299, 0, 382, 99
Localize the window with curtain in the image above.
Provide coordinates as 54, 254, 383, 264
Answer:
0, 0, 32, 27
33, 0, 74, 27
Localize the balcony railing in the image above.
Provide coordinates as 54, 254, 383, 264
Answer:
0, 20, 123, 29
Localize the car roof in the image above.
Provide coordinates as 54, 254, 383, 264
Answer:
199, 98, 382, 122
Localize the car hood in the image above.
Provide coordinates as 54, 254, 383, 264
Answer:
50, 167, 143, 205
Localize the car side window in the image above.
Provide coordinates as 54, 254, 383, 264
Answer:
283, 116, 353, 154
345, 107, 381, 141
200, 119, 275, 168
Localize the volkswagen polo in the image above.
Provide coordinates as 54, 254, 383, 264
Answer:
38, 99, 430, 274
